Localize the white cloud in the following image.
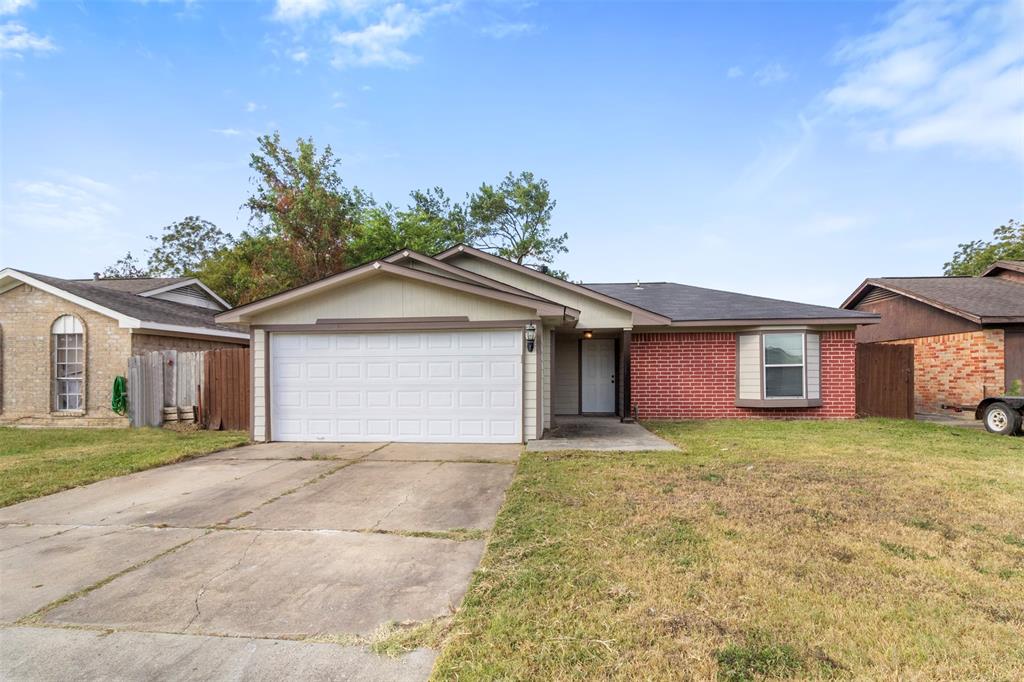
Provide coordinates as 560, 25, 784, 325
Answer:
481, 21, 534, 39
754, 62, 789, 85
726, 66, 743, 79
288, 47, 309, 62
0, 0, 33, 15
211, 127, 243, 136
330, 2, 454, 69
0, 21, 55, 55
244, 101, 263, 113
273, 0, 378, 22
5, 173, 121, 240
825, 0, 1024, 159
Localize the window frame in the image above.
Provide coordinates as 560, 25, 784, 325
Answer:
735, 330, 821, 409
51, 315, 86, 414
762, 331, 806, 400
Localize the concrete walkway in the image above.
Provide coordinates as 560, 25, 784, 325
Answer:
0, 441, 520, 681
527, 416, 679, 452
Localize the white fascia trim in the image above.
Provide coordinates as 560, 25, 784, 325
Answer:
0, 268, 140, 326
133, 321, 250, 340
139, 278, 231, 310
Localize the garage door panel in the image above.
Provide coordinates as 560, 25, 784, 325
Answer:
271, 331, 523, 443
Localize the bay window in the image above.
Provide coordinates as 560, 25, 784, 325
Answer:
736, 330, 821, 408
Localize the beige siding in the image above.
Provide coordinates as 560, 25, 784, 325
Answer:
447, 255, 634, 328
252, 330, 266, 441
249, 275, 533, 325
554, 334, 579, 414
806, 333, 821, 399
524, 338, 538, 440
542, 327, 552, 430
737, 334, 762, 400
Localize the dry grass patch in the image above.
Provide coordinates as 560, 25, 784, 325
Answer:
433, 419, 1024, 680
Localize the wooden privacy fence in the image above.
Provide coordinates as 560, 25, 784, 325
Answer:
127, 348, 249, 431
856, 343, 915, 419
203, 348, 250, 431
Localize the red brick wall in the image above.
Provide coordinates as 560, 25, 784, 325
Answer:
630, 330, 856, 420
886, 330, 1004, 414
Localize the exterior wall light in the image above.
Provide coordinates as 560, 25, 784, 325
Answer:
525, 323, 537, 352
583, 330, 593, 339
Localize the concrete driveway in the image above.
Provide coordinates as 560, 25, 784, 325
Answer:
0, 441, 519, 681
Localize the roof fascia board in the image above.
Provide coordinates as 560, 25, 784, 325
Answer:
434, 244, 671, 325
666, 316, 878, 327
981, 260, 1024, 277
139, 278, 231, 310
846, 279, 982, 323
135, 321, 249, 340
0, 268, 140, 327
384, 250, 560, 304
216, 259, 572, 323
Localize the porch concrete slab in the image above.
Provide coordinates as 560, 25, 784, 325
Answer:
0, 460, 334, 528
0, 626, 437, 682
42, 529, 485, 638
366, 442, 521, 463
0, 525, 202, 623
528, 416, 680, 452
205, 441, 384, 461
231, 461, 515, 532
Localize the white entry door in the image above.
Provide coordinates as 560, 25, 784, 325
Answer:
270, 330, 522, 443
581, 339, 616, 413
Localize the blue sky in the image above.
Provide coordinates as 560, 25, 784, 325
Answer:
2, 0, 1022, 306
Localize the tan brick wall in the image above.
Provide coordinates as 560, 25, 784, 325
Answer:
888, 330, 1005, 414
131, 333, 245, 355
0, 283, 131, 427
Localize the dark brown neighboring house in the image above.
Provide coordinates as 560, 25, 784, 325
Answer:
842, 260, 1024, 416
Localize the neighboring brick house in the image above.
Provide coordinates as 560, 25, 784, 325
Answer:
212, 245, 878, 444
0, 270, 249, 427
842, 260, 1024, 417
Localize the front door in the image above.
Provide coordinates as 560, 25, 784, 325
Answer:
581, 339, 616, 413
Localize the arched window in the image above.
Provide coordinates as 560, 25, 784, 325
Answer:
52, 315, 85, 411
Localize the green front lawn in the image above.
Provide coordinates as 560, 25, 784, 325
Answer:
434, 419, 1024, 680
0, 427, 249, 507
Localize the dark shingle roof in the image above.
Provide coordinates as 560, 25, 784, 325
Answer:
70, 276, 191, 294
20, 272, 243, 334
855, 277, 1024, 321
584, 282, 876, 323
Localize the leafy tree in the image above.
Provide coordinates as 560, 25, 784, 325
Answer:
147, 216, 234, 277
245, 132, 367, 287
944, 219, 1024, 276
469, 171, 567, 268
101, 252, 149, 278
191, 229, 298, 306
350, 188, 475, 263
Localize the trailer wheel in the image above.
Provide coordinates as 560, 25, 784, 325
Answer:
983, 402, 1021, 435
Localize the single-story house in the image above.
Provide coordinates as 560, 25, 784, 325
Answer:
216, 245, 878, 443
841, 260, 1024, 416
0, 270, 249, 427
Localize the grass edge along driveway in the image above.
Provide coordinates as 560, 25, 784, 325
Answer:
432, 419, 1024, 681
0, 428, 249, 507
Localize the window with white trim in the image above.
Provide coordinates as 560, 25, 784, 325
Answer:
736, 331, 820, 407
52, 315, 85, 411
763, 332, 804, 399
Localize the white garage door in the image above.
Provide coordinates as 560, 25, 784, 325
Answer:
270, 330, 523, 443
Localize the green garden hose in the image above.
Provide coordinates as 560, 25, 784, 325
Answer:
112, 375, 128, 415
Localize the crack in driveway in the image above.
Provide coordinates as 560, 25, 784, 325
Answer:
370, 462, 445, 531
184, 531, 262, 633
